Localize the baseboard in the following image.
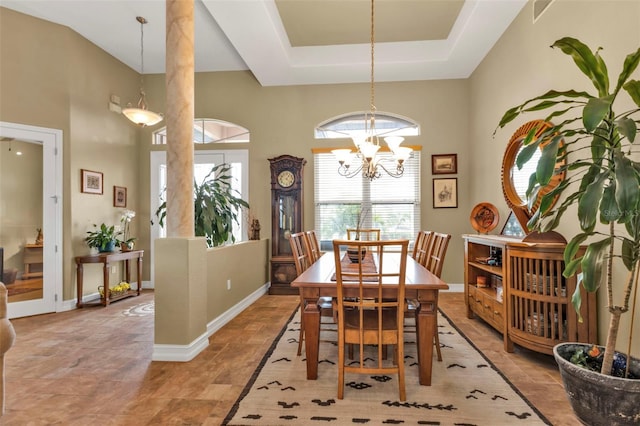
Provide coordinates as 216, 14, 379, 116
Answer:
444, 283, 463, 292
206, 283, 270, 337
152, 332, 210, 362
150, 282, 270, 362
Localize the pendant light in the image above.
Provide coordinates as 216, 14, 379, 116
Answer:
122, 16, 163, 127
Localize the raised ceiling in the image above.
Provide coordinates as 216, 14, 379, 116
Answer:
1, 0, 527, 86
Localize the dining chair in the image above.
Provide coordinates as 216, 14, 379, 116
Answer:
346, 228, 381, 241
289, 232, 335, 356
305, 230, 323, 263
411, 230, 433, 265
407, 231, 451, 361
333, 238, 409, 401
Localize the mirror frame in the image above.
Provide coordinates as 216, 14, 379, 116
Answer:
501, 120, 565, 233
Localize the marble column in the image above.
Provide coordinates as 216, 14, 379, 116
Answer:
165, 0, 194, 238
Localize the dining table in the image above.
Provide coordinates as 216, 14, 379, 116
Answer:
291, 250, 449, 386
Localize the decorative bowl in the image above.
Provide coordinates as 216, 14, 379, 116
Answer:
347, 246, 367, 263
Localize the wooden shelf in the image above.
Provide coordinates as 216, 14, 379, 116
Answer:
464, 234, 597, 355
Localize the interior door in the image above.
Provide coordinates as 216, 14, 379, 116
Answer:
0, 122, 62, 319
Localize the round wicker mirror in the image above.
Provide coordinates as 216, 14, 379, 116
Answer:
501, 120, 566, 233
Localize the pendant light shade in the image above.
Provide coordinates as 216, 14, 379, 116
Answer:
122, 16, 163, 127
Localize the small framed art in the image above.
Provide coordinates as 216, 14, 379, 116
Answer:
431, 154, 457, 175
113, 186, 127, 207
433, 178, 458, 208
81, 169, 103, 194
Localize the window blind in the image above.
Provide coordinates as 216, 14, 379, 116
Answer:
314, 150, 421, 250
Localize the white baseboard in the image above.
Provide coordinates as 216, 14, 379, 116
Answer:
151, 282, 270, 362
444, 283, 463, 292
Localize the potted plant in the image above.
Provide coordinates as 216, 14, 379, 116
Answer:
118, 209, 136, 251
85, 223, 121, 253
154, 163, 249, 248
496, 37, 640, 425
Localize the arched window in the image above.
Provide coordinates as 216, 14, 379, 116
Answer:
315, 111, 419, 140
313, 112, 421, 249
153, 118, 250, 145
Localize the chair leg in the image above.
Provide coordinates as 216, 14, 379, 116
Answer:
338, 343, 345, 399
297, 306, 304, 356
434, 316, 442, 362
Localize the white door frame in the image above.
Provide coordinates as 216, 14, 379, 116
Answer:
0, 121, 62, 318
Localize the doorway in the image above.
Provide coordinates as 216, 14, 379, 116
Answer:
0, 121, 62, 318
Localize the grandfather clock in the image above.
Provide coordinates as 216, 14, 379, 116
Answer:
269, 155, 306, 295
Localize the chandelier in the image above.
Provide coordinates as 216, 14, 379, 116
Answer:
122, 16, 163, 127
331, 0, 412, 180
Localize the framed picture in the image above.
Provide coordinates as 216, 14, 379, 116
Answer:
431, 154, 457, 175
113, 186, 127, 207
433, 178, 458, 208
81, 169, 103, 194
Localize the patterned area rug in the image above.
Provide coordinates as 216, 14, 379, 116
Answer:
122, 301, 154, 317
224, 308, 550, 425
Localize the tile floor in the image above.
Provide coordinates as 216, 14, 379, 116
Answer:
0, 290, 581, 425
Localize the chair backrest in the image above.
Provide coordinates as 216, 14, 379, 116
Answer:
305, 230, 322, 263
423, 232, 451, 278
412, 230, 433, 265
346, 228, 381, 241
332, 238, 409, 400
289, 231, 312, 276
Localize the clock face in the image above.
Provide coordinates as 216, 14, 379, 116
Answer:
277, 170, 295, 188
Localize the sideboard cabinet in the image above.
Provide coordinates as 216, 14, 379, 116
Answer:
463, 234, 597, 355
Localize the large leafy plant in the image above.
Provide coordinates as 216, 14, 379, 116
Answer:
155, 163, 249, 247
497, 37, 640, 377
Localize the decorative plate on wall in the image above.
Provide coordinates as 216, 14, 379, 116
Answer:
470, 202, 499, 234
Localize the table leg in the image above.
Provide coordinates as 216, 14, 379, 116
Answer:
125, 259, 131, 284
103, 262, 110, 306
416, 297, 437, 386
303, 298, 321, 380
76, 263, 84, 308
136, 256, 142, 296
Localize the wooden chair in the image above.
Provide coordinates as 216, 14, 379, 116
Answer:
407, 231, 450, 362
305, 230, 322, 263
333, 238, 409, 401
412, 230, 433, 265
289, 232, 334, 356
346, 228, 381, 241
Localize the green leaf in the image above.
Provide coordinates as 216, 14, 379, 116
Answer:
600, 183, 621, 223
615, 116, 637, 142
580, 237, 611, 292
621, 238, 636, 271
564, 233, 589, 265
615, 49, 640, 95
572, 280, 584, 323
578, 171, 608, 231
614, 151, 640, 223
624, 80, 640, 107
583, 96, 612, 132
552, 37, 609, 97
537, 137, 560, 185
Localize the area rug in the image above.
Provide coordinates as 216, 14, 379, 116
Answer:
224, 308, 550, 425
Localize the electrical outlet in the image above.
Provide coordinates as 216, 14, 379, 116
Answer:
111, 266, 116, 274
227, 279, 231, 290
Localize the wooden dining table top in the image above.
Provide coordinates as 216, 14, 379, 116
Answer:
291, 251, 449, 291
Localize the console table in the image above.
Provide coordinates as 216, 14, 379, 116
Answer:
23, 244, 44, 278
75, 250, 143, 307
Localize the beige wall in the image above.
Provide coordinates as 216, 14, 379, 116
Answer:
469, 0, 640, 352
0, 7, 142, 298
141, 72, 471, 285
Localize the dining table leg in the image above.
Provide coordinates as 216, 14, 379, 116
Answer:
302, 297, 321, 380
415, 292, 438, 386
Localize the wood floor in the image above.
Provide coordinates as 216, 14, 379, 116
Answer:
1, 290, 581, 425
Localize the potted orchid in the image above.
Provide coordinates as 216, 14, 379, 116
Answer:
118, 209, 136, 251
